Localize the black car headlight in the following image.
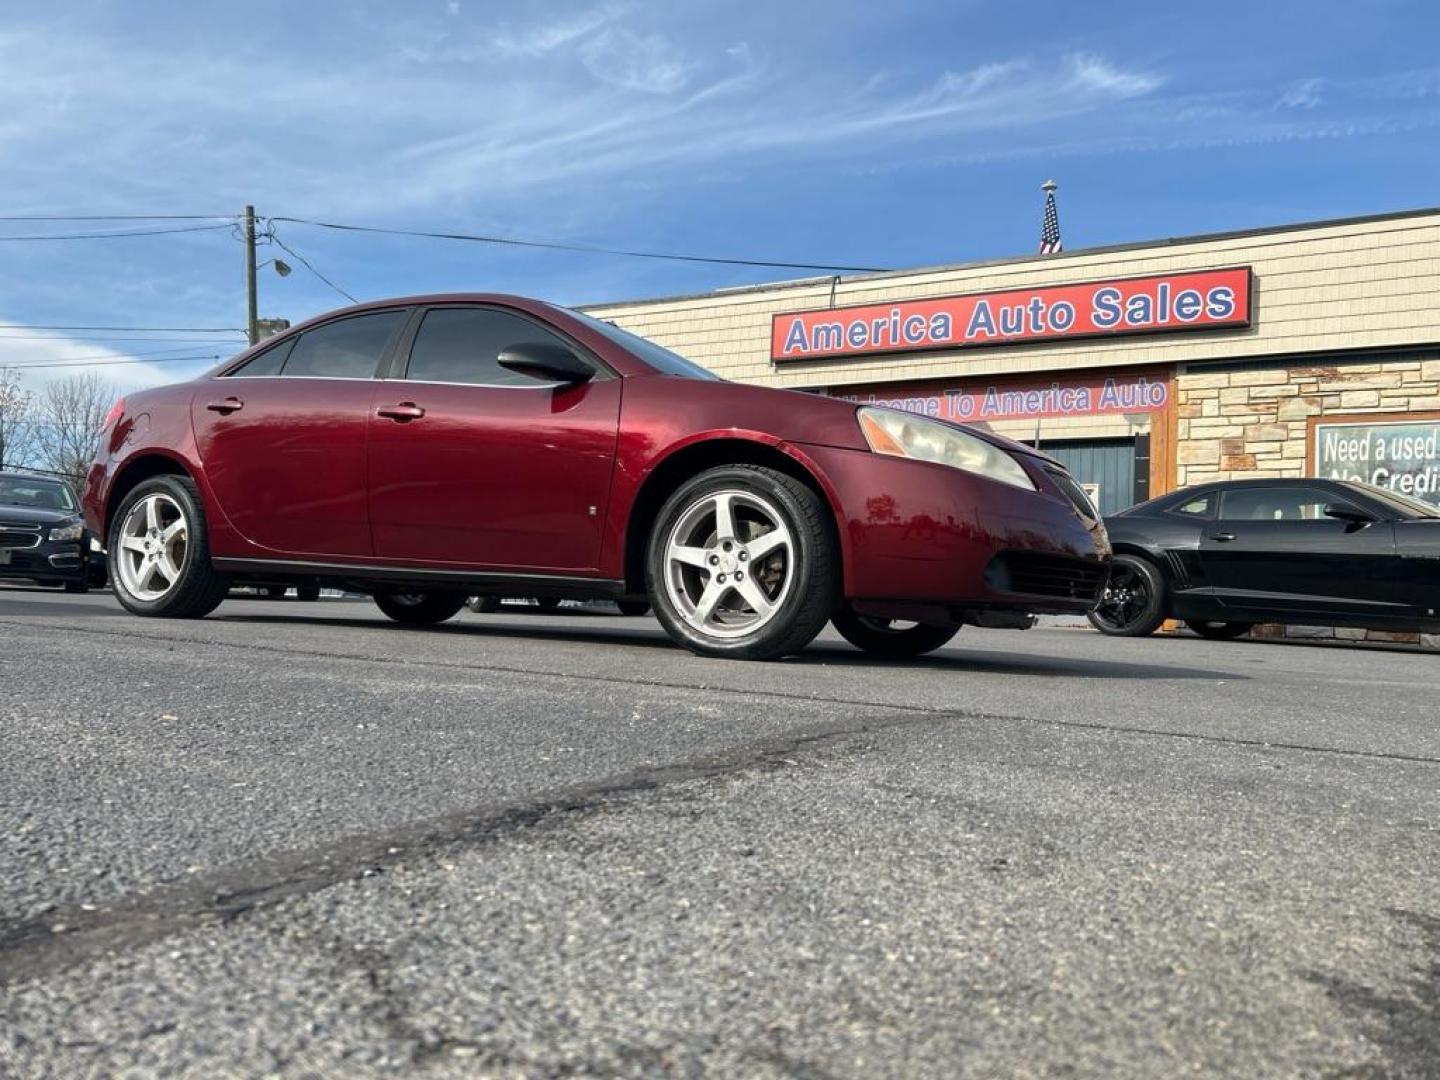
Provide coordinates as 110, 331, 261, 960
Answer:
48, 519, 84, 542
857, 407, 1035, 491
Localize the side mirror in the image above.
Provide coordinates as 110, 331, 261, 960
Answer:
497, 342, 594, 385
1324, 505, 1376, 526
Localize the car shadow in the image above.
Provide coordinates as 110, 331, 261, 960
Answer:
215, 613, 1239, 681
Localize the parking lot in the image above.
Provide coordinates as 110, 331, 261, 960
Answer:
1, 587, 1436, 1078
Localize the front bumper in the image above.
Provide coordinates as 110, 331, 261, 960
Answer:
796, 443, 1111, 617
0, 539, 89, 584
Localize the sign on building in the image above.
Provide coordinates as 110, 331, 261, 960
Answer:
1312, 416, 1440, 505
837, 370, 1168, 423
771, 267, 1253, 363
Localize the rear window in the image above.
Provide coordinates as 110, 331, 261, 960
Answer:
280, 311, 406, 379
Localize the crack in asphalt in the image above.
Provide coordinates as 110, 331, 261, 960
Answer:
0, 709, 910, 987
4, 616, 1440, 768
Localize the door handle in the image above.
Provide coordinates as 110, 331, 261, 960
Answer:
205, 397, 244, 414
377, 402, 425, 422
1212, 532, 1237, 542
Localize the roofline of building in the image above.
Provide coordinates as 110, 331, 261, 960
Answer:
579, 204, 1440, 312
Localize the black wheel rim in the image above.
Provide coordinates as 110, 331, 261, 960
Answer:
1092, 564, 1150, 631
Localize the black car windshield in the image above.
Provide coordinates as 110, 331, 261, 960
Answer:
1339, 481, 1440, 519
560, 308, 721, 381
0, 475, 77, 511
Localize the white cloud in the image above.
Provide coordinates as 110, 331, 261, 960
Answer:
0, 325, 224, 396
1277, 77, 1324, 109
492, 4, 626, 57
1067, 53, 1164, 98
580, 27, 694, 94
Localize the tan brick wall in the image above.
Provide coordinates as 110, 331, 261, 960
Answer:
586, 211, 1440, 390
1172, 354, 1440, 487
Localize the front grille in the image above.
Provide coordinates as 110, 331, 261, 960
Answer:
987, 552, 1107, 602
0, 526, 42, 549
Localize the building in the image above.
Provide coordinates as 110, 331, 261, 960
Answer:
587, 206, 1440, 645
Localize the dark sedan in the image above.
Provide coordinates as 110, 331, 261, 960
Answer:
0, 471, 94, 593
1090, 477, 1440, 639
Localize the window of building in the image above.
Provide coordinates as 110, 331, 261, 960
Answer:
404, 307, 589, 387
280, 311, 406, 379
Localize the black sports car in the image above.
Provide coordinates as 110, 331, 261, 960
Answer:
1090, 477, 1440, 639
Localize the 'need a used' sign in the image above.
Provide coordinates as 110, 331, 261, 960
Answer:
771, 267, 1253, 363
1314, 418, 1440, 505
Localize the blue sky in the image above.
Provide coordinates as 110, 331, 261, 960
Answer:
2, 0, 1440, 390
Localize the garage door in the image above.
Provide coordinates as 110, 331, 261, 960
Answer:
1035, 437, 1144, 517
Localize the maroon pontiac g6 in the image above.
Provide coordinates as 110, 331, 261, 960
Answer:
83, 295, 1110, 660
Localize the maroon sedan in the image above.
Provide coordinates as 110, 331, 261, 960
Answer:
83, 295, 1109, 660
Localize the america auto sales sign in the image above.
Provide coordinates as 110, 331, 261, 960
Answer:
771, 267, 1253, 363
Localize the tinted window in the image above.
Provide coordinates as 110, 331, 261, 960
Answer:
282, 312, 405, 379
560, 307, 720, 380
1167, 492, 1214, 518
227, 338, 294, 377
1219, 486, 1361, 522
405, 307, 589, 387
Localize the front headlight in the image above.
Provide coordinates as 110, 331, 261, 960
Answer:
48, 519, 84, 542
857, 407, 1035, 490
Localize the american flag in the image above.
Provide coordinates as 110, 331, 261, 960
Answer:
1039, 184, 1062, 254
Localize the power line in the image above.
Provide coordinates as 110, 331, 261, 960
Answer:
7, 324, 243, 333
0, 334, 247, 343
268, 229, 358, 303
0, 224, 234, 242
1, 353, 219, 371
0, 214, 232, 222
271, 215, 889, 273
0, 345, 223, 364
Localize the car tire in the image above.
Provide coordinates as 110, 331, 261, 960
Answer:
63, 581, 90, 594
831, 608, 959, 657
295, 585, 321, 602
1087, 554, 1167, 637
108, 475, 229, 619
467, 596, 502, 614
1186, 620, 1253, 641
615, 600, 651, 617
647, 464, 839, 660
373, 590, 466, 625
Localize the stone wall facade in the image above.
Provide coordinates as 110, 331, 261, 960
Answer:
1174, 355, 1440, 487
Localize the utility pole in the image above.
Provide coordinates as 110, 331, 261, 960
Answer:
243, 205, 259, 346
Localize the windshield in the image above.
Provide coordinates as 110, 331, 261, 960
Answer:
561, 307, 721, 381
0, 475, 77, 512
1339, 480, 1440, 519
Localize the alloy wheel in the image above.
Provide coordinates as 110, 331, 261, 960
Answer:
116, 493, 189, 602
663, 489, 794, 640
1092, 561, 1150, 632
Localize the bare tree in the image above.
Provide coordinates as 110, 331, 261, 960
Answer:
0, 366, 35, 470
33, 371, 120, 486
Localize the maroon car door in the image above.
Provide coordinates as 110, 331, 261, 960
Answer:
366, 305, 622, 573
191, 310, 408, 558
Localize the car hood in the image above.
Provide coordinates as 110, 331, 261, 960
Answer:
0, 503, 79, 525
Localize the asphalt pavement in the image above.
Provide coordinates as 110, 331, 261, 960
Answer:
1, 586, 1437, 1079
